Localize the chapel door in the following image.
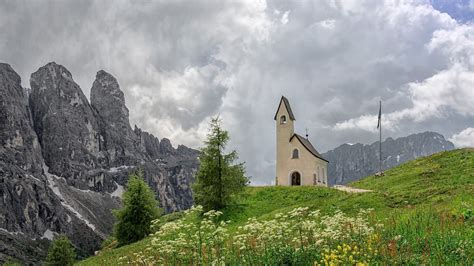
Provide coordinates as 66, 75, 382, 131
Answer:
291, 172, 301, 186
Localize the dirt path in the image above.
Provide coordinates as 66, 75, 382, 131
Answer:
333, 185, 373, 193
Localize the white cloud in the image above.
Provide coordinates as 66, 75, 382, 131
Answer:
449, 127, 474, 147
334, 115, 380, 132
281, 11, 290, 25
333, 20, 474, 133
317, 19, 336, 29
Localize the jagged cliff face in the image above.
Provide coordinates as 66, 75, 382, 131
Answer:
322, 132, 455, 185
0, 62, 199, 264
0, 63, 43, 174
91, 70, 142, 166
29, 63, 106, 189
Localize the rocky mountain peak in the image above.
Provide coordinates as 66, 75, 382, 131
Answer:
160, 138, 176, 155
29, 62, 106, 187
91, 70, 130, 132
30, 62, 74, 89
0, 63, 21, 84
94, 70, 123, 98
0, 62, 43, 174
0, 62, 199, 264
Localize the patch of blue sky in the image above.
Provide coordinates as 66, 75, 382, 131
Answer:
430, 0, 474, 22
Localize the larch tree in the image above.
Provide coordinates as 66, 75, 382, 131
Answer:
193, 116, 249, 211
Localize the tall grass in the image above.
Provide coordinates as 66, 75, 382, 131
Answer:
85, 206, 472, 265
377, 209, 473, 264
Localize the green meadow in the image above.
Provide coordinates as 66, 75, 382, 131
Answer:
78, 149, 474, 265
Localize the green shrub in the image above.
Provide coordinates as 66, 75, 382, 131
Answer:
113, 171, 162, 246
2, 257, 21, 266
100, 236, 118, 251
45, 235, 76, 266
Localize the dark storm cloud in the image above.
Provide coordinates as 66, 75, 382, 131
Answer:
1, 0, 473, 185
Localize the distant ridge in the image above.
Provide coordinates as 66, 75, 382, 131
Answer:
322, 131, 455, 185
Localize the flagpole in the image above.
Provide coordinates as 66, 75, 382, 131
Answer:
376, 100, 383, 176
379, 100, 382, 174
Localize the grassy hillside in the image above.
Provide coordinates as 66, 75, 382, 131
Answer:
78, 149, 474, 265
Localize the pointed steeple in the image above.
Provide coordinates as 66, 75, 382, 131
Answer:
274, 96, 296, 121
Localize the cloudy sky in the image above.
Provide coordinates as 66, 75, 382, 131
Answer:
1, 0, 473, 184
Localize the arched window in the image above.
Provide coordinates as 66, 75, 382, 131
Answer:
313, 174, 317, 185
280, 115, 287, 124
323, 169, 326, 184
292, 149, 299, 159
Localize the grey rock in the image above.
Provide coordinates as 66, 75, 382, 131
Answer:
89, 69, 198, 212
91, 70, 131, 134
160, 138, 176, 156
29, 62, 106, 190
0, 63, 199, 264
323, 131, 455, 185
91, 70, 143, 166
135, 126, 161, 159
0, 63, 105, 264
0, 63, 43, 175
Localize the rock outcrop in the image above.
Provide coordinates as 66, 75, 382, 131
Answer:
91, 70, 143, 166
0, 63, 54, 262
0, 63, 43, 174
29, 63, 106, 189
323, 132, 455, 185
0, 62, 199, 264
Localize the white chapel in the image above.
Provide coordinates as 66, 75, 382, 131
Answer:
274, 96, 329, 186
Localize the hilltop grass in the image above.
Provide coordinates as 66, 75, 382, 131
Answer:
353, 148, 474, 211
220, 186, 387, 230
78, 149, 474, 265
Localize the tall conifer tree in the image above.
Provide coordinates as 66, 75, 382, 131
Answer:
45, 235, 76, 266
193, 116, 248, 211
113, 171, 162, 246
